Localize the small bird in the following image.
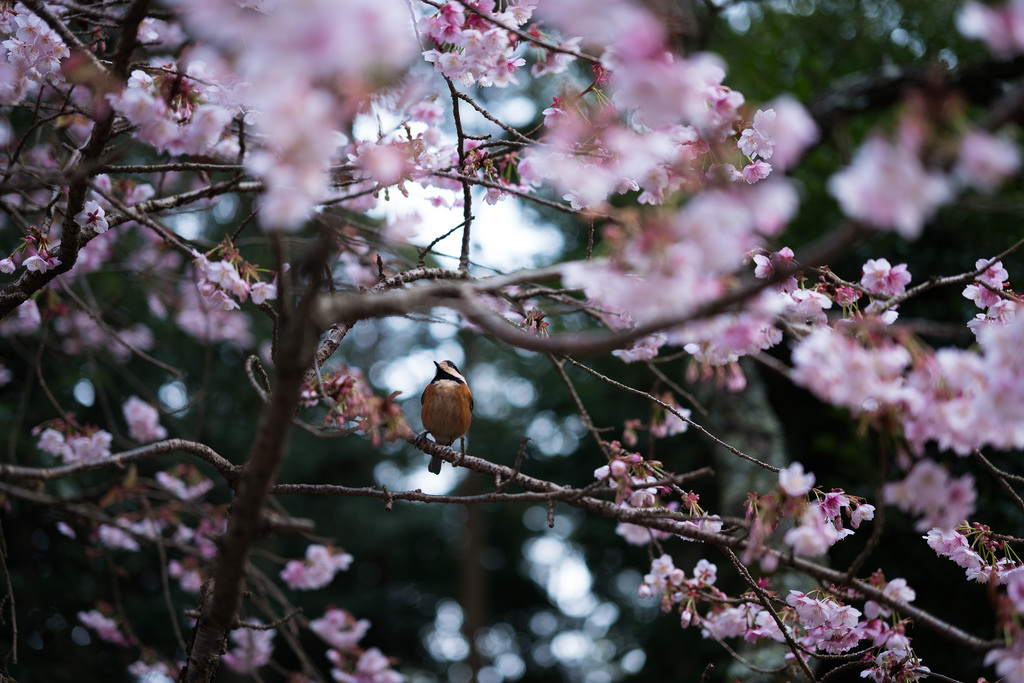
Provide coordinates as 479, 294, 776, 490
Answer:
419, 360, 473, 474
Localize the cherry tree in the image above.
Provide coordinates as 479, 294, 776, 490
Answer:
1, 0, 1023, 681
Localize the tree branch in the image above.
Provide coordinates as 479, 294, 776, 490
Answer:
0, 439, 237, 481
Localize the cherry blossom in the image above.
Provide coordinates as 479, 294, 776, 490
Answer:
955, 128, 1021, 192
280, 544, 354, 591
122, 396, 167, 442
78, 609, 134, 647
779, 462, 815, 497
828, 135, 952, 239
784, 504, 840, 556
310, 607, 371, 651
738, 108, 776, 160
155, 467, 214, 501
860, 258, 912, 297
73, 200, 109, 233
958, 0, 1024, 54
222, 621, 276, 674
883, 459, 976, 531
330, 646, 405, 683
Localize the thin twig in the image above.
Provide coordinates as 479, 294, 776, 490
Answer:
561, 355, 778, 472
444, 77, 474, 272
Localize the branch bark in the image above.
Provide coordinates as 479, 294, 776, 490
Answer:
180, 264, 320, 681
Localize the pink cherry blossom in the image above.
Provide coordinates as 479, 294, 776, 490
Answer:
74, 200, 109, 233
883, 459, 976, 531
784, 504, 839, 556
280, 544, 354, 590
850, 504, 875, 529
692, 559, 717, 586
791, 327, 912, 415
1, 10, 69, 97
740, 159, 772, 183
738, 108, 776, 159
168, 559, 203, 593
788, 288, 833, 324
819, 491, 850, 519
860, 258, 912, 297
761, 95, 820, 171
155, 470, 214, 501
123, 395, 167, 442
779, 461, 815, 496
984, 633, 1024, 683
222, 621, 276, 674
0, 299, 38, 336
963, 258, 1009, 309
955, 128, 1021, 192
958, 0, 1024, 54
310, 607, 370, 650
828, 136, 952, 239
22, 253, 56, 273
250, 281, 277, 305
97, 523, 141, 552
330, 646, 403, 683
78, 609, 134, 647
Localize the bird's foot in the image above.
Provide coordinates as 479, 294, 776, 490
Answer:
451, 438, 467, 466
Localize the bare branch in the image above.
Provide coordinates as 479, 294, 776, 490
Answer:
0, 439, 238, 481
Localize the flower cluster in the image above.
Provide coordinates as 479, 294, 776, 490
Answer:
925, 523, 1023, 584
155, 464, 214, 501
0, 7, 69, 104
657, 572, 928, 681
861, 258, 911, 298
621, 394, 690, 446
300, 367, 410, 446
421, 0, 535, 88
168, 558, 203, 593
311, 607, 371, 651
637, 554, 720, 624
35, 421, 113, 464
0, 226, 62, 275
595, 443, 723, 545
791, 326, 913, 416
737, 463, 875, 568
78, 607, 135, 647
786, 591, 862, 653
122, 395, 167, 443
964, 258, 1017, 336
222, 620, 276, 674
280, 544, 353, 591
329, 647, 405, 683
828, 135, 952, 240
883, 459, 976, 532
958, 0, 1024, 55
778, 275, 1023, 457
105, 64, 234, 157
191, 243, 278, 312
96, 517, 161, 552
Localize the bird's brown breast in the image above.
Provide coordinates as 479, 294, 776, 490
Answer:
421, 380, 472, 446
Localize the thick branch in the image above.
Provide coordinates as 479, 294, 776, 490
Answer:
181, 275, 319, 682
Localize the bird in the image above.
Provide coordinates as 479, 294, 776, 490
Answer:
418, 360, 473, 474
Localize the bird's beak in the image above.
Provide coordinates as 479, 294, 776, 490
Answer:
433, 360, 441, 370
